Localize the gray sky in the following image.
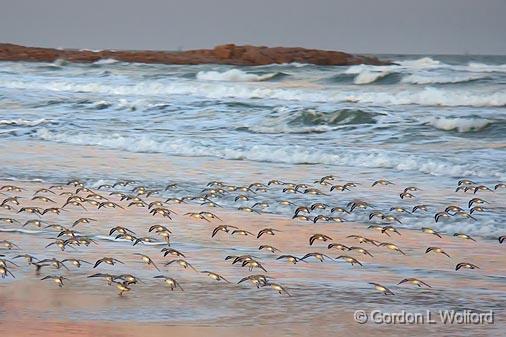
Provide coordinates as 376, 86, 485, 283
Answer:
1, 0, 505, 55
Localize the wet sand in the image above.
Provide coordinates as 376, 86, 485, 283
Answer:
1, 179, 505, 336
0, 140, 344, 185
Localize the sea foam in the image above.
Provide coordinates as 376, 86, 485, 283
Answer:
0, 118, 49, 127
401, 74, 486, 85
34, 128, 505, 180
93, 58, 120, 65
4, 78, 506, 108
353, 71, 391, 84
426, 117, 492, 132
196, 69, 279, 82
396, 57, 442, 68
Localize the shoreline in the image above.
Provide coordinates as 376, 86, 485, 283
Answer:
0, 43, 390, 66
0, 139, 504, 239
0, 179, 505, 336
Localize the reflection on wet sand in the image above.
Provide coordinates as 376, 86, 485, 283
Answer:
0, 177, 505, 336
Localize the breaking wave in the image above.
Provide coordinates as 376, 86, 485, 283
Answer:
425, 117, 492, 133
0, 118, 49, 127
467, 62, 506, 73
395, 57, 442, 68
353, 71, 391, 84
345, 87, 506, 107
33, 128, 505, 179
344, 65, 394, 84
401, 74, 487, 85
3, 79, 506, 107
93, 58, 120, 65
196, 69, 284, 82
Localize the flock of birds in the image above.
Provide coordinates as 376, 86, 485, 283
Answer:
0, 176, 505, 298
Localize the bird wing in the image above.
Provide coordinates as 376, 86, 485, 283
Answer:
187, 262, 198, 272
211, 226, 222, 238
300, 253, 311, 260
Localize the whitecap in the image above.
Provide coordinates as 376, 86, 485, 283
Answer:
79, 48, 104, 53
3, 78, 506, 107
425, 117, 492, 132
345, 87, 506, 107
52, 58, 69, 67
353, 70, 390, 84
33, 128, 506, 180
401, 74, 486, 85
467, 62, 506, 73
395, 57, 442, 68
0, 118, 49, 127
433, 219, 503, 238
93, 58, 120, 65
196, 69, 279, 82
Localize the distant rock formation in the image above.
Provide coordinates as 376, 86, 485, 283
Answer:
0, 43, 389, 66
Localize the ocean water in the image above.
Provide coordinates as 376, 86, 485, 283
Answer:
1, 55, 506, 334
0, 55, 505, 237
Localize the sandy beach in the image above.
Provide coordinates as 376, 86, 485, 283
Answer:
1, 177, 505, 337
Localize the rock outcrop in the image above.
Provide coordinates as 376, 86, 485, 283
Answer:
0, 43, 389, 66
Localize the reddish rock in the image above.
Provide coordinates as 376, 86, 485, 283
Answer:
213, 44, 235, 59
0, 43, 390, 66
